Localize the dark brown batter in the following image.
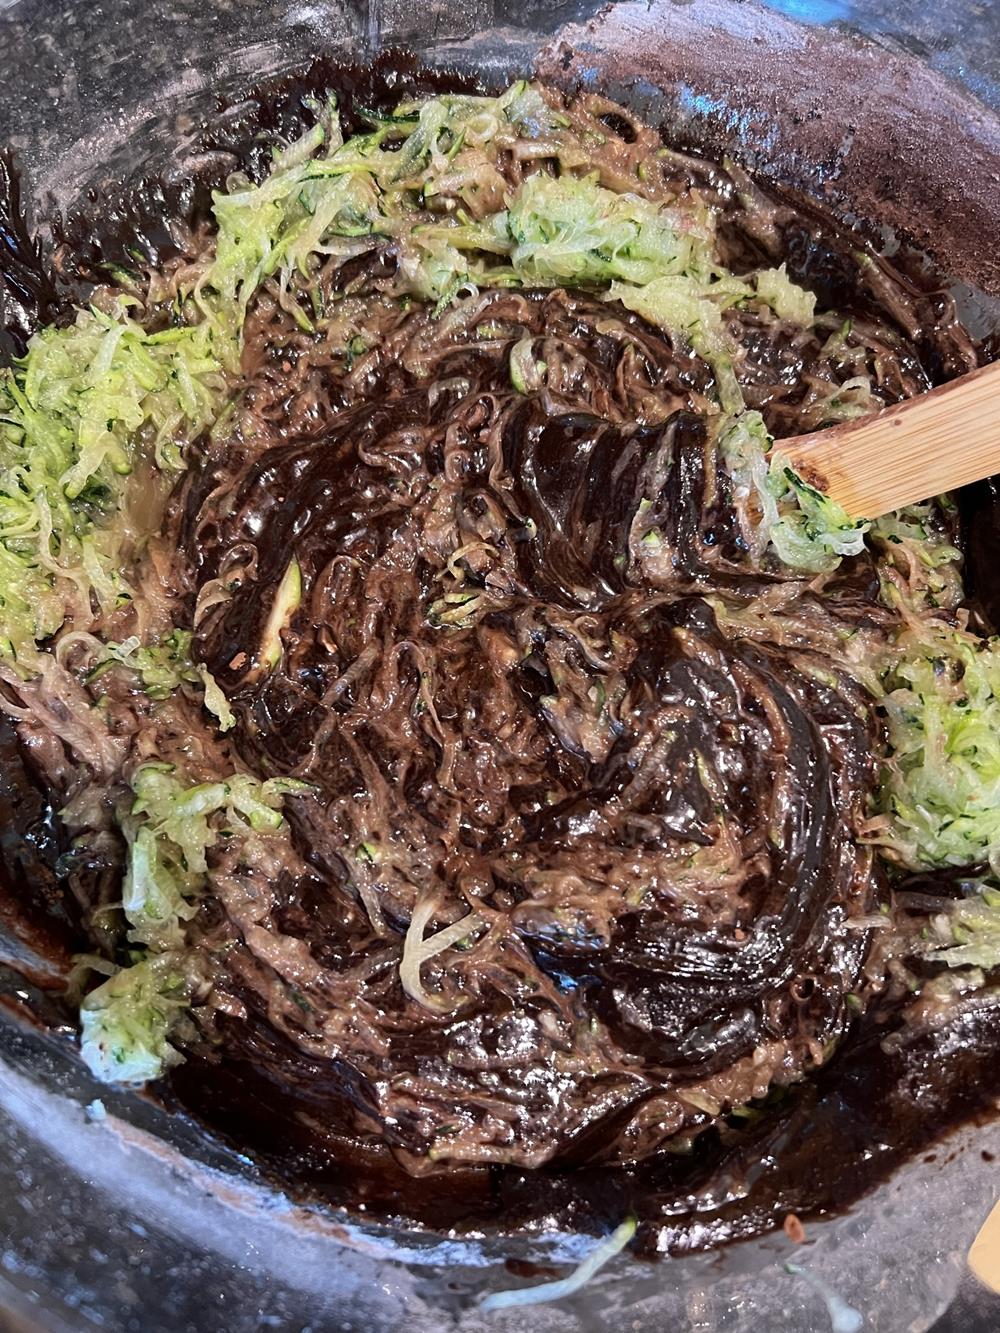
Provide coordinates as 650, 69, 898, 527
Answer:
2, 55, 1000, 1257
171, 282, 882, 1177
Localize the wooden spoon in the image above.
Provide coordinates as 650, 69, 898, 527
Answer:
970, 1196, 1000, 1295
779, 359, 1000, 519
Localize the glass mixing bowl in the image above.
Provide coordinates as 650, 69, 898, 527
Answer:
2, 3, 1000, 1328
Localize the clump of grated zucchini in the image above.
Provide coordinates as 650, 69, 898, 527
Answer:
79, 764, 308, 1083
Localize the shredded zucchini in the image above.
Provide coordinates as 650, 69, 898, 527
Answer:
480, 1217, 637, 1312
929, 883, 1000, 970
78, 765, 309, 1083
871, 502, 964, 613
610, 276, 749, 414
121, 763, 307, 951
877, 625, 1000, 874
0, 308, 225, 662
755, 262, 816, 324
719, 410, 869, 572
91, 630, 197, 698
80, 953, 194, 1084
504, 172, 716, 287
90, 631, 234, 729
766, 456, 869, 571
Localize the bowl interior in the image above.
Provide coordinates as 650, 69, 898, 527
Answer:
2, 3, 1000, 1329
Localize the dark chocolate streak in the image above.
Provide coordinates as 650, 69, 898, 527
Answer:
0, 150, 63, 361
3, 57, 1000, 1253
164, 984, 1000, 1252
176, 282, 882, 1189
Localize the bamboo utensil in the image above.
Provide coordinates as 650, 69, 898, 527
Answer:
780, 360, 1000, 518
970, 1197, 1000, 1295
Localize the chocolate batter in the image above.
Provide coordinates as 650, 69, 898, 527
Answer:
2, 56, 999, 1256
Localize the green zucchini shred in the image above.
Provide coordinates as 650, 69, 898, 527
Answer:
878, 625, 1000, 875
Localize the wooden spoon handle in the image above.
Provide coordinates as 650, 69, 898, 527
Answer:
779, 359, 1000, 519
